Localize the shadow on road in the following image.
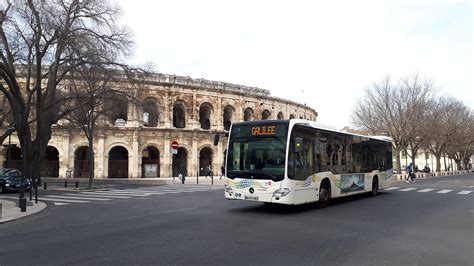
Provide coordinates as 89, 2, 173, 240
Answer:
228, 192, 389, 215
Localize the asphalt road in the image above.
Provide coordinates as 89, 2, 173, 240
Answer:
0, 174, 473, 266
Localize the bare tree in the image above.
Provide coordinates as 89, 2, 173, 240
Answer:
446, 107, 473, 170
427, 97, 468, 171
400, 74, 436, 168
353, 76, 407, 173
0, 0, 134, 195
353, 74, 437, 173
63, 64, 140, 188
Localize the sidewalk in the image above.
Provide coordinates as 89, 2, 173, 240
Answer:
165, 176, 226, 186
41, 176, 225, 190
0, 197, 46, 224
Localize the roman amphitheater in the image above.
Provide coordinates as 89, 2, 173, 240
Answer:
1, 73, 317, 179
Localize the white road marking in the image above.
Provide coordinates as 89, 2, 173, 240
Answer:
468, 186, 474, 188
46, 195, 111, 201
41, 197, 90, 203
436, 189, 452, 194
53, 202, 69, 206
399, 188, 417, 192
384, 187, 400, 191
86, 191, 150, 196
457, 190, 472, 195
62, 193, 128, 199
79, 192, 131, 199
417, 189, 434, 193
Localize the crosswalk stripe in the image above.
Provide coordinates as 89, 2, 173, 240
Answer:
86, 191, 150, 196
109, 187, 217, 193
457, 190, 472, 195
436, 189, 452, 194
144, 189, 218, 195
385, 187, 400, 191
54, 202, 69, 206
62, 193, 128, 199
417, 189, 434, 193
104, 188, 216, 195
399, 188, 417, 192
44, 195, 111, 201
41, 197, 90, 203
79, 192, 131, 198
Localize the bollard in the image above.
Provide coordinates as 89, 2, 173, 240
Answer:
20, 198, 26, 212
211, 176, 214, 186
0, 202, 2, 219
75, 181, 79, 188
44, 182, 47, 190
65, 181, 68, 188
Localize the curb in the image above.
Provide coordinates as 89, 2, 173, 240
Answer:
0, 199, 47, 224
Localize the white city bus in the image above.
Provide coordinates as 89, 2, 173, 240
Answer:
224, 119, 394, 206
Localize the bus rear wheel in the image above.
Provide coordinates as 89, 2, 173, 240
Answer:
371, 177, 379, 197
318, 184, 330, 208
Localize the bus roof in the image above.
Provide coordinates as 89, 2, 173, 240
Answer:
231, 119, 392, 143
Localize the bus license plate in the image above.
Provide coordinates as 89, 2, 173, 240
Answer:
244, 196, 259, 201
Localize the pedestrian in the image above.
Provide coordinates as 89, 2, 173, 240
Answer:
220, 166, 225, 179
206, 165, 212, 178
208, 165, 213, 179
405, 162, 415, 183
180, 165, 187, 184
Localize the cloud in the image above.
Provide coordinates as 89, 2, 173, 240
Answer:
117, 0, 473, 128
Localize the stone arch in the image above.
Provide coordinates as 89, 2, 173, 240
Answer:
277, 111, 284, 120
244, 107, 254, 121
108, 146, 129, 178
172, 147, 188, 177
173, 101, 186, 128
143, 97, 160, 127
106, 97, 128, 126
74, 146, 90, 178
199, 146, 214, 176
41, 146, 59, 177
223, 105, 234, 131
289, 114, 295, 119
199, 102, 213, 130
142, 146, 160, 178
261, 109, 271, 120
3, 146, 22, 170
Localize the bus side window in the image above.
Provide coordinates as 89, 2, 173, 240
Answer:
289, 137, 314, 181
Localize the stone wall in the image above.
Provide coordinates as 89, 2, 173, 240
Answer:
1, 73, 317, 179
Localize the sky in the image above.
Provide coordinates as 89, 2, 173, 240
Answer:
117, 0, 473, 129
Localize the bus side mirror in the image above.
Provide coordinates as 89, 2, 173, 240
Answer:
213, 134, 220, 146
293, 137, 303, 153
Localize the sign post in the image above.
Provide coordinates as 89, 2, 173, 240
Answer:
170, 140, 179, 155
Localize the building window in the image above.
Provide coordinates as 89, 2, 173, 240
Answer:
199, 102, 212, 130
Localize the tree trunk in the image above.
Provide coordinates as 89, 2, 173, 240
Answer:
443, 156, 447, 171
455, 160, 462, 171
435, 155, 441, 172
395, 153, 402, 174
87, 134, 95, 189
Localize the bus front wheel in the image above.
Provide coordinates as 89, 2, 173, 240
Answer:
318, 183, 330, 208
371, 177, 379, 197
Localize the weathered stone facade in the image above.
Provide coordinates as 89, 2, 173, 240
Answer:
1, 73, 317, 179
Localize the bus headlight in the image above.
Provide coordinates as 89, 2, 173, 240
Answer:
225, 184, 233, 193
273, 188, 290, 198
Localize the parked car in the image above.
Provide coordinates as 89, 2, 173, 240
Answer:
0, 168, 31, 193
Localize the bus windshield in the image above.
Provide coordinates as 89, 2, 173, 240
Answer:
226, 122, 288, 181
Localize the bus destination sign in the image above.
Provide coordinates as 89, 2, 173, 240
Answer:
252, 126, 276, 136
